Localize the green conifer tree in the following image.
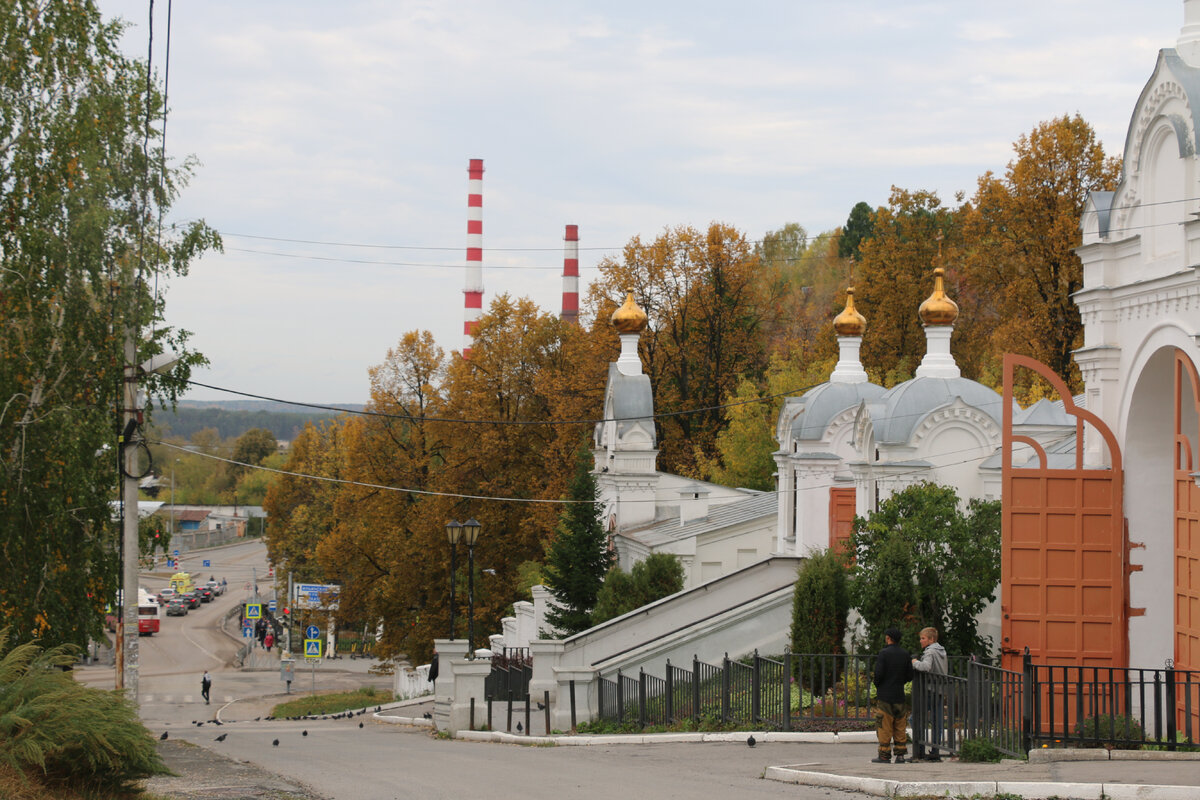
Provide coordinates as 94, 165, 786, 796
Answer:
542, 445, 611, 635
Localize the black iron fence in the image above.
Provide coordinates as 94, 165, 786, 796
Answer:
1024, 655, 1200, 751
484, 647, 532, 703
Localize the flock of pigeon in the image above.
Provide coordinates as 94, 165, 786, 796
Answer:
158, 705, 384, 747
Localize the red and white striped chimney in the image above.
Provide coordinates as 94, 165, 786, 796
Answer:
463, 158, 484, 357
562, 224, 579, 325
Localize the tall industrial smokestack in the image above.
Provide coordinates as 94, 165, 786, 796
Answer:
562, 224, 579, 325
463, 158, 484, 357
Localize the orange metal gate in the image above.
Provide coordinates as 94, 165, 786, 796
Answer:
1001, 354, 1127, 674
828, 487, 855, 555
1174, 350, 1200, 734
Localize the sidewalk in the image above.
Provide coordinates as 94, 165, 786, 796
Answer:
376, 704, 1200, 800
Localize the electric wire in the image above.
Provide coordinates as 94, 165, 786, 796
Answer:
183, 378, 823, 426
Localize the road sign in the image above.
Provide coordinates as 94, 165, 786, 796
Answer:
203, 559, 211, 567
245, 603, 262, 619
294, 583, 340, 610
304, 639, 322, 658
305, 625, 320, 639
173, 549, 179, 556
268, 600, 277, 612
166, 559, 174, 569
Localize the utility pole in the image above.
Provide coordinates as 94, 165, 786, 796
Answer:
117, 332, 140, 699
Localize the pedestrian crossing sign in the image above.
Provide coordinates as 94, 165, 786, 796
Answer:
304, 639, 322, 658
245, 603, 262, 619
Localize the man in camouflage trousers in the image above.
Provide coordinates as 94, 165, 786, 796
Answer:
872, 626, 914, 763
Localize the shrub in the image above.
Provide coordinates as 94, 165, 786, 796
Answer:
0, 629, 168, 794
790, 549, 850, 657
959, 738, 1003, 762
1075, 714, 1145, 748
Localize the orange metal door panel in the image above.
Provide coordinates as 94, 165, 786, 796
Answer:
1001, 354, 1127, 674
828, 487, 855, 555
1174, 350, 1200, 735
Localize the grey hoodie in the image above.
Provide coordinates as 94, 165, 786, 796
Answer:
913, 641, 947, 675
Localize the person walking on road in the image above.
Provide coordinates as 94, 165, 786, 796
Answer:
872, 627, 913, 764
201, 670, 212, 705
912, 626, 948, 761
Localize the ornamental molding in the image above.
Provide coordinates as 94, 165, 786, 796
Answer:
911, 399, 1001, 448
1133, 79, 1189, 165
1079, 281, 1200, 328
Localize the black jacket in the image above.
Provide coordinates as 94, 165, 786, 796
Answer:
873, 643, 913, 705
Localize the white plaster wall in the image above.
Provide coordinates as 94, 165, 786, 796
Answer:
691, 522, 776, 585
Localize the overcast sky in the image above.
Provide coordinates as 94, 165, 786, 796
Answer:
97, 1, 1183, 405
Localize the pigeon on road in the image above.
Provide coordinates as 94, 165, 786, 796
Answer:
214, 733, 227, 742
272, 739, 279, 747
159, 732, 168, 741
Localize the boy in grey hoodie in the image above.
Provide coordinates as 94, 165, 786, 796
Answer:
912, 627, 947, 760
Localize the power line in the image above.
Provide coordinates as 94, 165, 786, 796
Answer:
183, 378, 822, 426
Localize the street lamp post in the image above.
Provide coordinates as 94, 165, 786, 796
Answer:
461, 519, 481, 658
445, 520, 462, 639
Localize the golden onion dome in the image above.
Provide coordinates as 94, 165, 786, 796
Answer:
611, 290, 648, 334
832, 288, 866, 336
918, 267, 959, 326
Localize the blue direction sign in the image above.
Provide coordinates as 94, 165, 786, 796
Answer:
203, 559, 211, 567
173, 549, 179, 556
304, 639, 322, 658
245, 603, 262, 619
305, 625, 320, 640
268, 600, 277, 612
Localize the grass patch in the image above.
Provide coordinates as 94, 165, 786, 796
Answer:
271, 686, 394, 718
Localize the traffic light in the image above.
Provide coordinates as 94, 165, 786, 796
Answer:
282, 607, 290, 616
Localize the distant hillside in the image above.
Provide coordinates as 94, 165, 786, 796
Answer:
148, 400, 364, 442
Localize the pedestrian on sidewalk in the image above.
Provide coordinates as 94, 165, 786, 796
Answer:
872, 626, 913, 764
264, 630, 274, 652
201, 670, 212, 705
912, 626, 948, 761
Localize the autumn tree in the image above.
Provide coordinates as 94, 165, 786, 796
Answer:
0, 1, 217, 648
232, 428, 278, 470
700, 378, 778, 491
963, 115, 1121, 395
585, 223, 771, 475
854, 189, 966, 386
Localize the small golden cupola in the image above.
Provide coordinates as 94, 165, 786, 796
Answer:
918, 267, 959, 326
611, 290, 648, 334
833, 288, 866, 337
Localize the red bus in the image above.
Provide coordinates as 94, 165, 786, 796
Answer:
106, 589, 161, 635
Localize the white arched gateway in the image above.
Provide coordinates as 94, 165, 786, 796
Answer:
1014, 0, 1200, 730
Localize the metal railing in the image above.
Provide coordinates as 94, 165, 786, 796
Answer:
484, 647, 532, 703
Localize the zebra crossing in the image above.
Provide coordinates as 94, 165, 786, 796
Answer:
142, 694, 233, 704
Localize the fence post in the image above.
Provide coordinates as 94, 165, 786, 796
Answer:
966, 658, 979, 742
470, 697, 475, 732
525, 692, 531, 736
1166, 661, 1178, 751
693, 655, 701, 727
721, 653, 731, 724
544, 690, 551, 736
488, 693, 493, 732
665, 660, 674, 723
1022, 648, 1034, 754
617, 669, 625, 726
507, 689, 514, 733
783, 650, 792, 732
569, 679, 577, 732
639, 669, 647, 729
751, 650, 761, 727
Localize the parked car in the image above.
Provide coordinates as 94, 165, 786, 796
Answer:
205, 579, 225, 597
196, 586, 214, 603
181, 591, 202, 609
165, 597, 188, 616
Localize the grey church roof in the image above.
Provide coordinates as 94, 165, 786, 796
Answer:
790, 381, 886, 441
621, 490, 776, 549
603, 363, 656, 445
866, 376, 1007, 444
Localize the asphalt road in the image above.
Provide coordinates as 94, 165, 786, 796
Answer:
79, 539, 866, 800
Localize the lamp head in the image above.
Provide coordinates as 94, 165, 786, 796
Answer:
445, 519, 462, 545
462, 518, 481, 546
